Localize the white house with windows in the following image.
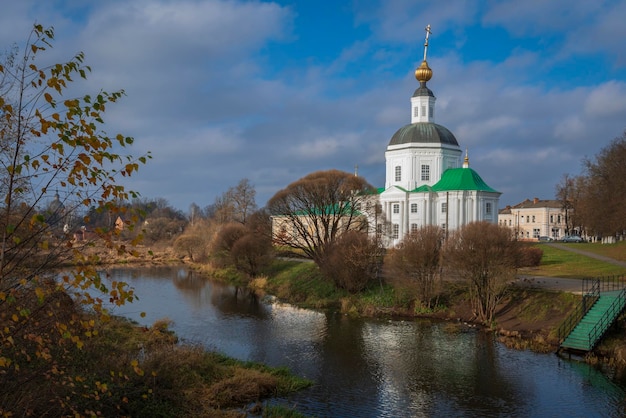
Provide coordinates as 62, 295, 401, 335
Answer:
498, 198, 569, 240
377, 38, 500, 246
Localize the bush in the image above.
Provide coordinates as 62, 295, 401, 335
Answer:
320, 231, 381, 293
517, 246, 544, 267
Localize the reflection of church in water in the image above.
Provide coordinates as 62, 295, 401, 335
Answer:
377, 26, 500, 245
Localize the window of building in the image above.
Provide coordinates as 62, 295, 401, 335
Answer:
395, 166, 401, 182
392, 224, 399, 239
421, 105, 426, 117
557, 215, 561, 224
429, 105, 434, 119
550, 215, 554, 223
413, 106, 419, 117
526, 216, 529, 223
411, 203, 418, 213
532, 215, 535, 222
441, 202, 447, 213
533, 228, 540, 238
509, 220, 512, 226
393, 204, 399, 214
486, 202, 492, 215
421, 164, 430, 181
376, 224, 383, 235
411, 223, 418, 233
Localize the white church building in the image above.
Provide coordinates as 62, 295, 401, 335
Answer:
377, 27, 500, 246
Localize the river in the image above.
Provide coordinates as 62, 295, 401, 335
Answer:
104, 265, 626, 417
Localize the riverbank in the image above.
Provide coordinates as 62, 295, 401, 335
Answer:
92, 242, 626, 367
0, 285, 310, 417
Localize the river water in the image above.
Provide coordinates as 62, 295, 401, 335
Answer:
105, 266, 626, 417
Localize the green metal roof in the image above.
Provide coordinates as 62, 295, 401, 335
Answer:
410, 184, 435, 193
431, 167, 499, 193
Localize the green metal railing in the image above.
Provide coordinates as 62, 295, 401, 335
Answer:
587, 288, 626, 350
557, 278, 600, 343
557, 275, 626, 351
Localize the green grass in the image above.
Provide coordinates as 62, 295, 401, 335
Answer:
573, 240, 626, 262
264, 260, 347, 308
525, 243, 626, 278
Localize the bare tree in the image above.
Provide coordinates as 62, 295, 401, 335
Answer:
320, 231, 381, 293
443, 222, 519, 325
384, 225, 443, 308
230, 178, 257, 224
188, 202, 202, 226
576, 132, 626, 237
231, 231, 273, 278
211, 179, 257, 225
267, 169, 377, 267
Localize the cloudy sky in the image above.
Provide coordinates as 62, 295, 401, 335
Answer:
1, 0, 625, 212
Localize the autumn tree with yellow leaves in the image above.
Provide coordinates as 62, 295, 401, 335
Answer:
0, 24, 150, 414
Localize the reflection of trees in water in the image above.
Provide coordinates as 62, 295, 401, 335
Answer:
210, 285, 269, 319
170, 268, 269, 319
172, 268, 206, 291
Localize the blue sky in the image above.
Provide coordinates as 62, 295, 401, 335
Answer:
1, 0, 625, 212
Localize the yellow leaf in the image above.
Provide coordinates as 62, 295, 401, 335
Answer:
11, 314, 18, 322
35, 287, 45, 303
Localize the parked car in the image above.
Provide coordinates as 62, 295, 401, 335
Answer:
538, 236, 554, 242
561, 235, 584, 243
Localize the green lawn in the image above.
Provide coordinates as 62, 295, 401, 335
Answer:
573, 241, 626, 262
523, 242, 626, 279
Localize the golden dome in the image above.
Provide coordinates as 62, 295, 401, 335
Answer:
415, 60, 432, 83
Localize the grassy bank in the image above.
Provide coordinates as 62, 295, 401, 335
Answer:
250, 260, 577, 346
524, 241, 626, 278
1, 302, 310, 417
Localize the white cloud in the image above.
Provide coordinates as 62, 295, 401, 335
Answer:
584, 81, 626, 118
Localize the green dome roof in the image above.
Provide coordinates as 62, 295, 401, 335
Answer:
389, 122, 459, 147
431, 167, 499, 193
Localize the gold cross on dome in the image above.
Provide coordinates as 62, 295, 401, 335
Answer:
423, 24, 432, 61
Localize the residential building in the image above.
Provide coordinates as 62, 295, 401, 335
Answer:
498, 198, 569, 240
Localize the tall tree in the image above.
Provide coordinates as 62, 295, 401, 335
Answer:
267, 169, 377, 267
212, 178, 258, 225
443, 222, 519, 325
230, 178, 257, 225
578, 132, 626, 237
0, 24, 149, 412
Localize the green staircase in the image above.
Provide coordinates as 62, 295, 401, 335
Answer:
558, 277, 626, 353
